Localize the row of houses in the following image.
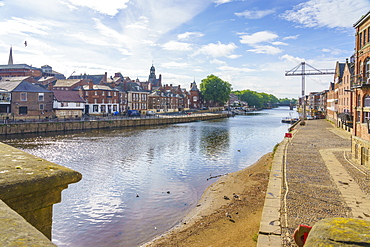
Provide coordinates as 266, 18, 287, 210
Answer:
301, 11, 370, 169
0, 60, 204, 118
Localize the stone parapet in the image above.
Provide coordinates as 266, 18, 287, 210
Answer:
0, 113, 227, 135
0, 199, 57, 246
0, 142, 82, 241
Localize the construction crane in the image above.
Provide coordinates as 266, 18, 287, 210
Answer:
285, 62, 335, 123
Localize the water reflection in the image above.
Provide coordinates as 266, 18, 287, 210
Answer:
1, 107, 295, 247
200, 126, 229, 157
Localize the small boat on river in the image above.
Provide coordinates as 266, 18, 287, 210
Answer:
281, 117, 299, 124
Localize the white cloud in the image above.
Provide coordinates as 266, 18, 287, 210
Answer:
177, 32, 204, 40
227, 54, 242, 59
67, 0, 129, 16
322, 48, 346, 56
218, 65, 255, 73
247, 45, 282, 55
210, 59, 227, 65
0, 17, 53, 35
118, 48, 133, 56
280, 54, 305, 64
235, 9, 275, 19
214, 0, 233, 6
196, 41, 238, 57
161, 61, 189, 68
240, 31, 278, 45
162, 41, 192, 51
283, 35, 299, 40
281, 0, 370, 29
271, 41, 288, 46
0, 2, 4, 7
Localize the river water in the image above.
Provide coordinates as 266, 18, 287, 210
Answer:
2, 107, 296, 247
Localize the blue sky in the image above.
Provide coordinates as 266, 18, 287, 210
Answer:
0, 0, 369, 98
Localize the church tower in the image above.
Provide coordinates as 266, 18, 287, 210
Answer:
8, 46, 13, 65
148, 64, 156, 84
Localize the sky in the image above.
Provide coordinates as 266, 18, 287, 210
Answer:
0, 0, 369, 98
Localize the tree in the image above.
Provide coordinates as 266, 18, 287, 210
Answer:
200, 75, 232, 106
233, 90, 279, 109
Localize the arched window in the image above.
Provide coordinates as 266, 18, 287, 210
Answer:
364, 94, 370, 107
366, 58, 370, 79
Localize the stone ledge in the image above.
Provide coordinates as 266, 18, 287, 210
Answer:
0, 199, 56, 246
0, 142, 82, 240
305, 217, 370, 246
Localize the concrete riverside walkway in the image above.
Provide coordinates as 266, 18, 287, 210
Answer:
258, 119, 370, 247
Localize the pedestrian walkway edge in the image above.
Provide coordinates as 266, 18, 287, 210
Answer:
257, 133, 291, 247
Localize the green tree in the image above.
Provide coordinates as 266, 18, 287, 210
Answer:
233, 90, 279, 109
200, 75, 232, 106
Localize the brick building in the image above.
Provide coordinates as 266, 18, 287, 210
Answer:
351, 11, 370, 168
0, 76, 53, 118
81, 82, 119, 115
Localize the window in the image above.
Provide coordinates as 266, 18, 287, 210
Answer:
114, 92, 117, 96
76, 103, 80, 107
101, 105, 106, 112
39, 104, 44, 110
94, 99, 97, 104
365, 94, 370, 107
38, 93, 44, 101
86, 91, 88, 96
102, 91, 105, 96
20, 92, 27, 101
19, 106, 28, 114
61, 102, 69, 107
364, 31, 367, 46
95, 91, 97, 96
364, 112, 370, 123
93, 105, 98, 112
108, 91, 111, 96
357, 111, 361, 122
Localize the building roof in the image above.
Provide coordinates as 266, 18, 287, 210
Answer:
53, 90, 85, 102
0, 63, 41, 71
38, 76, 57, 82
54, 79, 82, 87
0, 77, 52, 92
353, 11, 370, 28
69, 74, 106, 84
82, 84, 118, 91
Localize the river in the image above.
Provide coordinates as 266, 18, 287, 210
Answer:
2, 107, 296, 246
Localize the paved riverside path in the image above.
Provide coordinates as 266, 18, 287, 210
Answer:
280, 120, 370, 246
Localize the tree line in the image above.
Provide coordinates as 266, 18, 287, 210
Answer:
200, 75, 297, 109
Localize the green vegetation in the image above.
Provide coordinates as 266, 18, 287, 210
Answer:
252, 233, 259, 242
279, 97, 298, 105
200, 75, 232, 106
233, 89, 279, 109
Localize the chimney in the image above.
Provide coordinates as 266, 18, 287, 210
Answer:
47, 82, 53, 91
89, 81, 93, 90
104, 72, 108, 83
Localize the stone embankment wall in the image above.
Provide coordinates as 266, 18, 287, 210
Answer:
0, 113, 227, 135
0, 142, 82, 245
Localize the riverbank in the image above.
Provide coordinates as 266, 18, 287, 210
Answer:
142, 152, 272, 247
0, 113, 227, 135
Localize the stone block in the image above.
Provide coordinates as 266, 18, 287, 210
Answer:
305, 218, 370, 246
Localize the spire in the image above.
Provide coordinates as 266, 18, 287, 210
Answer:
8, 46, 13, 65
